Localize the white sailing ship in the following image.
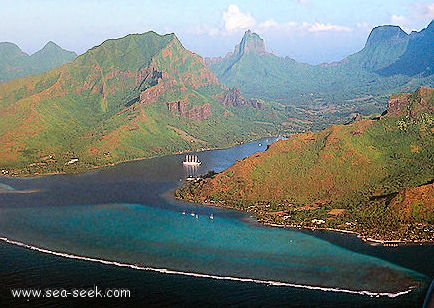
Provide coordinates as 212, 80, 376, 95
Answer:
182, 155, 201, 166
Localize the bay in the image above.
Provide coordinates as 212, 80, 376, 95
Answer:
0, 138, 432, 306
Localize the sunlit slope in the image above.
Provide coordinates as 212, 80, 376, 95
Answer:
0, 31, 282, 175
177, 87, 434, 241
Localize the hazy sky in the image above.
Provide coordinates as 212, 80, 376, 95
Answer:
1, 0, 433, 64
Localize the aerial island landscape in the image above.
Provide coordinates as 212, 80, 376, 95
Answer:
0, 1, 433, 307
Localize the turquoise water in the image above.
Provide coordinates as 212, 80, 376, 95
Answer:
0, 202, 427, 296
0, 138, 431, 306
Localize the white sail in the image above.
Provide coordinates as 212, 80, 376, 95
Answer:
183, 154, 201, 166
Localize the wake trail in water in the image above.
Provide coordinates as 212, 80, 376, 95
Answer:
0, 237, 416, 298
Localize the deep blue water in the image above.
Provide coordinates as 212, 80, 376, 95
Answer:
0, 138, 432, 307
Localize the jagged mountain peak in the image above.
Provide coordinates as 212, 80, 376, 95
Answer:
0, 41, 76, 83
0, 30, 276, 175
234, 30, 268, 56
43, 41, 61, 49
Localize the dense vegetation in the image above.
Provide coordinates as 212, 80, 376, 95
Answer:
0, 32, 290, 176
0, 41, 77, 83
176, 87, 434, 242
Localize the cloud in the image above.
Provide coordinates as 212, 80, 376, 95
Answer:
307, 22, 352, 32
194, 4, 352, 36
391, 14, 408, 25
222, 4, 256, 33
257, 19, 299, 32
258, 19, 351, 33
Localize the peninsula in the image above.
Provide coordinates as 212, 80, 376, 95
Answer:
176, 87, 434, 243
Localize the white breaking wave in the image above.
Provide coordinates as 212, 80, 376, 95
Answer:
0, 237, 416, 298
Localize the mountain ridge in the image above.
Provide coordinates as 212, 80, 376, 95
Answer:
0, 41, 77, 83
343, 25, 409, 71
378, 20, 434, 77
205, 21, 434, 129
0, 31, 283, 175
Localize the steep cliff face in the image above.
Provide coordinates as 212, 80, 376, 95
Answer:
0, 31, 273, 173
345, 25, 409, 71
221, 87, 264, 110
166, 100, 212, 120
234, 30, 268, 56
387, 86, 434, 119
365, 25, 408, 48
182, 103, 212, 120
138, 73, 170, 106
379, 20, 434, 76
207, 21, 433, 118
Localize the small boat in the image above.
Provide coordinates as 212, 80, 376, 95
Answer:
209, 214, 214, 220
183, 154, 201, 166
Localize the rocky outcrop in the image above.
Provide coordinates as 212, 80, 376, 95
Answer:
166, 100, 188, 113
387, 86, 434, 119
139, 80, 165, 105
166, 101, 212, 120
205, 30, 269, 69
387, 94, 412, 118
248, 99, 264, 110
221, 87, 264, 110
139, 77, 176, 106
235, 30, 268, 56
183, 103, 212, 120
204, 56, 223, 67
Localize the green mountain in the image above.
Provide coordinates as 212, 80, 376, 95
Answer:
343, 25, 409, 71
207, 31, 315, 99
176, 87, 434, 242
30, 41, 78, 74
0, 31, 283, 175
0, 41, 77, 83
378, 20, 434, 77
207, 21, 434, 129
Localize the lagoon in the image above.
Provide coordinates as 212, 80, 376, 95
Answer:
0, 138, 432, 306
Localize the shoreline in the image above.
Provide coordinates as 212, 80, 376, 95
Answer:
261, 222, 434, 246
0, 136, 277, 178
2, 135, 432, 247
186, 199, 434, 246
